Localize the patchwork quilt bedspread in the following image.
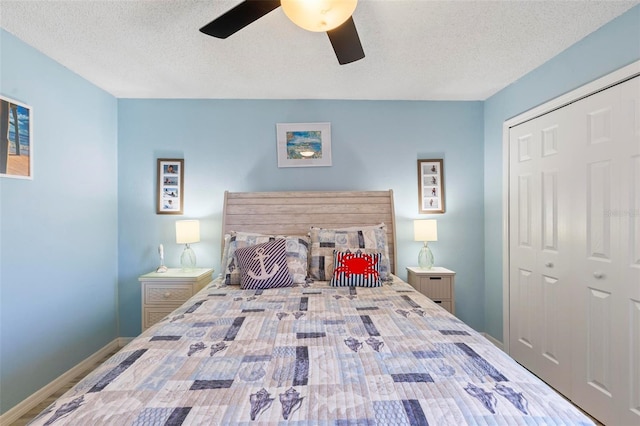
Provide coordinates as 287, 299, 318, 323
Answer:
31, 277, 594, 425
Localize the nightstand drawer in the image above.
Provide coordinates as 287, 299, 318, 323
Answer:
144, 284, 194, 304
143, 307, 176, 330
416, 276, 452, 299
431, 299, 452, 313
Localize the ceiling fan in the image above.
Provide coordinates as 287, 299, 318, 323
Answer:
199, 0, 365, 65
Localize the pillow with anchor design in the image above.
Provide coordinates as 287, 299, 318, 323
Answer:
223, 232, 309, 285
235, 238, 293, 290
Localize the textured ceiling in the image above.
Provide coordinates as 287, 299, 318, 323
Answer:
0, 0, 638, 100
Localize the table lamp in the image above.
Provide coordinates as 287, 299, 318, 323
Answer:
414, 219, 438, 269
176, 219, 200, 271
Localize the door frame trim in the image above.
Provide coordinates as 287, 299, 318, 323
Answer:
501, 60, 640, 354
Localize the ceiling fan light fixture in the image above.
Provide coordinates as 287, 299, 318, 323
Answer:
281, 0, 357, 32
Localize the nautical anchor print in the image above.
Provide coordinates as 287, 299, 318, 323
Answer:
248, 247, 279, 280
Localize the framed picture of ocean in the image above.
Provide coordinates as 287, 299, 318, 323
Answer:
276, 122, 331, 167
1, 95, 32, 179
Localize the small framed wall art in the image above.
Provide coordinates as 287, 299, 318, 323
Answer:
418, 159, 445, 214
276, 122, 332, 167
1, 95, 33, 179
157, 158, 184, 214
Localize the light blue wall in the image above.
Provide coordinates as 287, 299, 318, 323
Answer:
117, 99, 485, 337
0, 30, 118, 414
483, 5, 640, 341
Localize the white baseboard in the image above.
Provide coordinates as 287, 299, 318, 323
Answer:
482, 332, 505, 352
118, 337, 135, 347
0, 338, 123, 425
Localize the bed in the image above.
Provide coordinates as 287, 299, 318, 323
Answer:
29, 190, 594, 425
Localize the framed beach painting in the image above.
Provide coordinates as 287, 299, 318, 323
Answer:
1, 95, 33, 179
157, 158, 184, 214
418, 159, 445, 214
276, 122, 331, 167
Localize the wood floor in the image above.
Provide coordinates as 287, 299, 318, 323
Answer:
9, 346, 605, 426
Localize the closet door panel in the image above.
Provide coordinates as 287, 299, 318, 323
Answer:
618, 76, 640, 426
587, 160, 613, 261
629, 301, 640, 422
541, 169, 558, 252
570, 78, 626, 426
510, 124, 541, 371
541, 168, 560, 364
632, 155, 640, 269
509, 108, 573, 395
536, 110, 574, 396
585, 287, 613, 395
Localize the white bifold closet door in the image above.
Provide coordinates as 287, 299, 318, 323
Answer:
509, 103, 574, 398
509, 75, 639, 425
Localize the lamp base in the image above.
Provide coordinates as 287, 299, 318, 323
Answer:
180, 244, 196, 271
418, 243, 434, 269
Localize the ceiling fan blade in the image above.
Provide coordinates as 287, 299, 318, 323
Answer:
326, 17, 365, 65
200, 0, 281, 39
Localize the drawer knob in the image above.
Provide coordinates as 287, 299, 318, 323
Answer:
544, 262, 554, 268
593, 272, 604, 279
163, 292, 171, 298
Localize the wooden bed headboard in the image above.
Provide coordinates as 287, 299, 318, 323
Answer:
221, 190, 397, 274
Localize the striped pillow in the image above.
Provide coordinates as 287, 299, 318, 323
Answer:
330, 250, 382, 287
235, 239, 293, 290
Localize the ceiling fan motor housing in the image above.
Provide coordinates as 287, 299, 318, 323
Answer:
280, 0, 358, 32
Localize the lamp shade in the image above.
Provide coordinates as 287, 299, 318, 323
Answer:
414, 219, 438, 242
175, 220, 200, 244
281, 0, 357, 32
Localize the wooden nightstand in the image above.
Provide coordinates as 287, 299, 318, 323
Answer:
139, 268, 213, 330
406, 266, 456, 315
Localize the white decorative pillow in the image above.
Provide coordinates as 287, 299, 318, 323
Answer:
235, 239, 293, 289
309, 224, 391, 281
223, 232, 309, 285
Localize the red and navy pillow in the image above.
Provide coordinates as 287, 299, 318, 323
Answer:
235, 239, 293, 289
330, 250, 382, 287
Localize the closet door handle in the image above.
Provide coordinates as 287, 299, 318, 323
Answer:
544, 262, 554, 268
593, 272, 605, 279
